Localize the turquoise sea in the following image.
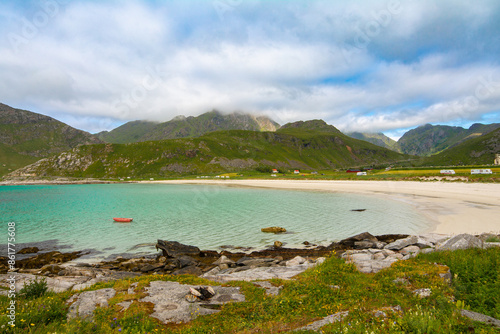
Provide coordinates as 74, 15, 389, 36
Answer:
0, 184, 433, 261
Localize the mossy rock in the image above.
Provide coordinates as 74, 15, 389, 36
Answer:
261, 227, 287, 233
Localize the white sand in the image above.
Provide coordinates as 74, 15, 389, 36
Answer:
149, 179, 500, 235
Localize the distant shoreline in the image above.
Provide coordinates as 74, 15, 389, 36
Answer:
2, 178, 499, 235
145, 179, 500, 235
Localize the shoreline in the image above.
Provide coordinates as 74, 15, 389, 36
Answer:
146, 179, 500, 235
2, 178, 499, 235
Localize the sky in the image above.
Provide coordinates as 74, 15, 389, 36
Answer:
1, 0, 500, 139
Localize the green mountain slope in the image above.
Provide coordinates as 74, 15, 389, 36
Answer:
0, 143, 39, 177
279, 120, 342, 134
0, 103, 102, 177
422, 128, 500, 166
346, 132, 400, 152
7, 124, 411, 179
96, 110, 281, 144
96, 120, 158, 144
397, 123, 500, 156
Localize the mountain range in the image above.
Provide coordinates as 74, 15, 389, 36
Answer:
1, 102, 499, 178
8, 120, 410, 179
96, 110, 280, 143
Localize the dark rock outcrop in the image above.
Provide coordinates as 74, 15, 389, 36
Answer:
155, 240, 201, 258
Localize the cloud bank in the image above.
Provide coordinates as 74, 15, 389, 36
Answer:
0, 0, 499, 136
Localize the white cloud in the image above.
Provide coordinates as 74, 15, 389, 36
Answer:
0, 0, 499, 134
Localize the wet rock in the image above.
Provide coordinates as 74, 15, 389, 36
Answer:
17, 247, 40, 254
384, 236, 418, 250
172, 265, 203, 276
436, 234, 484, 251
140, 263, 164, 273
354, 240, 378, 249
67, 288, 116, 320
39, 264, 65, 275
17, 251, 83, 269
155, 240, 200, 258
375, 234, 410, 244
274, 241, 283, 248
338, 232, 378, 248
174, 255, 200, 269
261, 227, 287, 233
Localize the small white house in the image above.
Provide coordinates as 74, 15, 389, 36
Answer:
357, 172, 367, 176
294, 170, 300, 174
471, 169, 492, 175
440, 170, 456, 175
272, 169, 278, 173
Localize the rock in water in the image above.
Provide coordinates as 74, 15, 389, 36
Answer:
274, 241, 283, 248
261, 227, 287, 233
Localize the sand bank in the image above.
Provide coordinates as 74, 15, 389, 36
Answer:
149, 179, 500, 235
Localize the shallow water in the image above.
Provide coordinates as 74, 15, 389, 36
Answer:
0, 183, 432, 261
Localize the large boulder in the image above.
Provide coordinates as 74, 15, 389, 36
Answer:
436, 234, 484, 251
67, 288, 116, 320
384, 236, 418, 251
338, 232, 378, 248
155, 240, 200, 258
140, 281, 245, 324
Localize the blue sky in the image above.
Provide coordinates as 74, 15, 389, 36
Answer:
1, 0, 500, 139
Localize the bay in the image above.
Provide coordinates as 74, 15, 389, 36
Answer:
0, 183, 432, 261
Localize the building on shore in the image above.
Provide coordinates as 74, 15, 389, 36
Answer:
495, 154, 500, 165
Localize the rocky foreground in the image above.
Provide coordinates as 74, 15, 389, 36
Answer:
1, 232, 499, 328
2, 232, 500, 289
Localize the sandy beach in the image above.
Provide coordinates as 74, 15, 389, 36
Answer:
149, 179, 500, 235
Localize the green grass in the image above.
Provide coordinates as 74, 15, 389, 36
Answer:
1, 248, 499, 333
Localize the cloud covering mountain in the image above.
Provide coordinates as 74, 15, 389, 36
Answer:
1, 0, 499, 137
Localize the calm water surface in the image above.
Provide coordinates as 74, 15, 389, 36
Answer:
0, 183, 432, 261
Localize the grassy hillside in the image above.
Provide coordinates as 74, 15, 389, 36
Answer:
422, 127, 500, 166
96, 120, 158, 144
398, 123, 500, 156
0, 103, 102, 176
7, 126, 411, 179
0, 143, 38, 177
96, 111, 280, 144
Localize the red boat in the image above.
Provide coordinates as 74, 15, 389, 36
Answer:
113, 218, 133, 222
